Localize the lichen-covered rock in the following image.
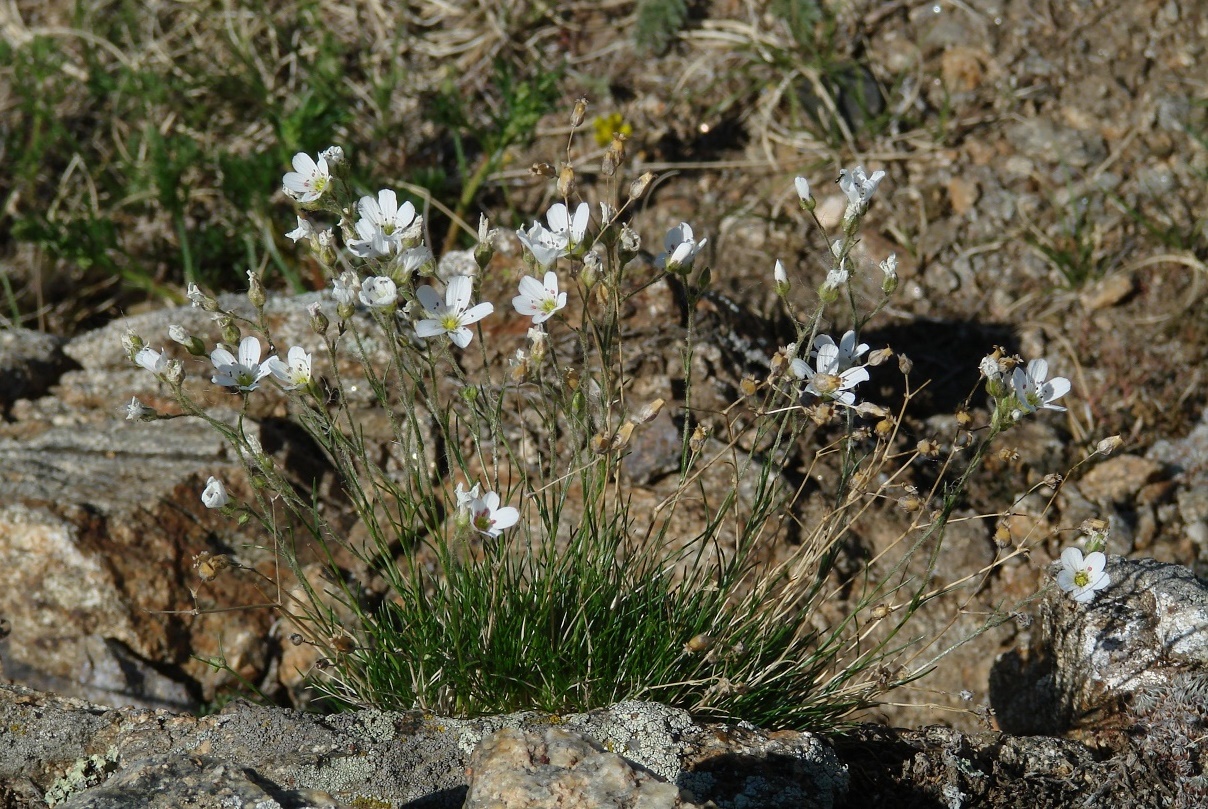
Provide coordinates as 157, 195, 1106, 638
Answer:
464, 726, 699, 809
991, 556, 1208, 735
0, 687, 846, 809
54, 755, 344, 809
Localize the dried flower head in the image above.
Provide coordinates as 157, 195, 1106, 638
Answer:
193, 552, 232, 582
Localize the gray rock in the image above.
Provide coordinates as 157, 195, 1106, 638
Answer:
0, 687, 846, 809
54, 755, 344, 809
991, 556, 1208, 734
464, 726, 699, 809
0, 327, 69, 412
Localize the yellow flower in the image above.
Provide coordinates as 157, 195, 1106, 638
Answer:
592, 113, 632, 148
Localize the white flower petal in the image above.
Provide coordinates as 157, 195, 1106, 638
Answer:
446, 275, 472, 312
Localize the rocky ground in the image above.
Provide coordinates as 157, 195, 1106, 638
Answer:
2, 0, 1208, 805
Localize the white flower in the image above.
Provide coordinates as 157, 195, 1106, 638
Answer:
282, 152, 330, 203
794, 176, 812, 208
414, 275, 494, 349
210, 336, 276, 392
838, 165, 886, 221
348, 190, 417, 258
399, 245, 435, 276
358, 276, 398, 310
545, 202, 590, 251
517, 221, 570, 268
201, 476, 229, 509
125, 397, 154, 421
319, 145, 344, 166
823, 265, 849, 291
791, 339, 870, 406
465, 490, 520, 539
1056, 547, 1110, 603
812, 331, 868, 372
135, 346, 168, 375
332, 272, 359, 307
285, 216, 315, 243
979, 354, 1005, 381
513, 271, 567, 324
266, 346, 313, 390
455, 481, 482, 510
822, 239, 850, 292
655, 222, 707, 273
1011, 358, 1071, 414
347, 217, 393, 259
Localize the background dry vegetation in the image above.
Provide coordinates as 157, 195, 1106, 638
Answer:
2, 0, 1207, 729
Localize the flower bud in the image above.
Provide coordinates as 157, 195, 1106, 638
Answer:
247, 270, 267, 308
773, 260, 790, 297
601, 132, 626, 177
201, 477, 229, 510
867, 347, 894, 366
122, 329, 145, 360
508, 349, 530, 383
187, 283, 220, 312
571, 97, 588, 128
528, 327, 547, 365
628, 172, 654, 201
794, 176, 814, 211
689, 424, 709, 454
633, 398, 665, 424
917, 438, 941, 458
817, 280, 840, 304
164, 359, 185, 387
557, 163, 576, 199
169, 324, 206, 356
475, 214, 497, 270
1095, 435, 1123, 456
308, 302, 329, 335
618, 224, 640, 261
580, 250, 602, 288
219, 317, 241, 346
879, 253, 898, 295
611, 421, 635, 450
897, 353, 913, 375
